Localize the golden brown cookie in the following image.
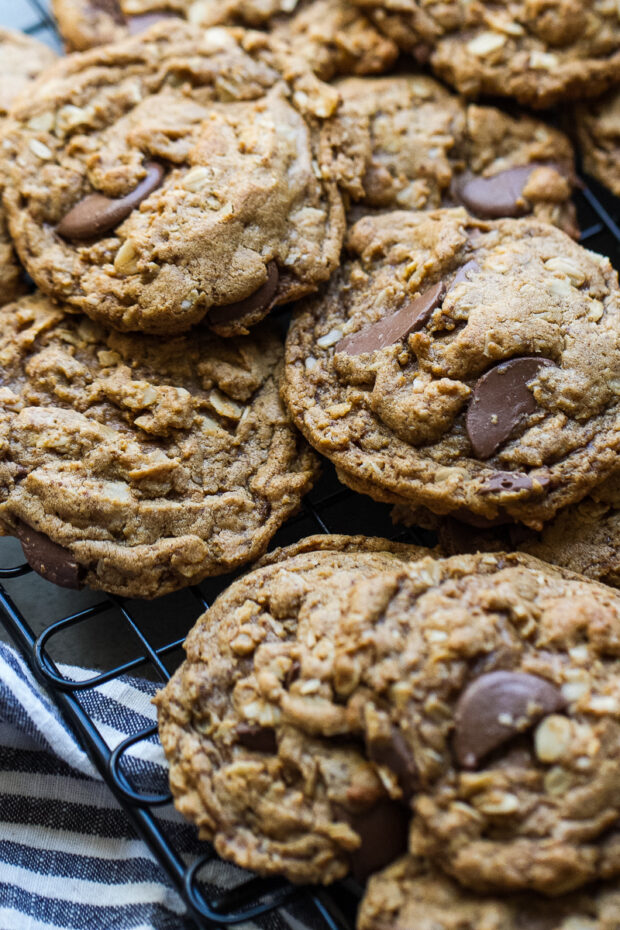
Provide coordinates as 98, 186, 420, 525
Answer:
351, 0, 620, 108
576, 88, 620, 197
322, 74, 577, 234
283, 208, 620, 529
2, 23, 346, 336
0, 293, 317, 598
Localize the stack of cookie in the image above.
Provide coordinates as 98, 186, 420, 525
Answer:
2, 0, 620, 925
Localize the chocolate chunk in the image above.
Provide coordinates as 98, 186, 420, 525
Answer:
208, 262, 279, 326
454, 163, 562, 219
335, 281, 445, 356
482, 473, 534, 494
127, 11, 181, 34
454, 671, 566, 769
15, 522, 84, 589
346, 800, 409, 881
235, 724, 277, 753
450, 260, 480, 290
466, 357, 554, 460
367, 728, 417, 800
57, 162, 165, 241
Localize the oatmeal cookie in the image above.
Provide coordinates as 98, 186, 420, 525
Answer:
156, 534, 432, 884
321, 74, 577, 233
576, 88, 620, 197
2, 23, 345, 336
0, 292, 317, 598
283, 208, 620, 529
52, 0, 397, 81
157, 546, 620, 893
358, 856, 620, 930
351, 0, 620, 108
0, 29, 57, 309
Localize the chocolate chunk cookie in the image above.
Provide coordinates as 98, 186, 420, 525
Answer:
2, 23, 345, 336
0, 293, 317, 598
0, 29, 57, 309
157, 545, 620, 893
321, 74, 577, 234
283, 208, 620, 529
155, 534, 431, 884
52, 0, 397, 81
351, 0, 620, 108
576, 88, 620, 197
358, 856, 620, 930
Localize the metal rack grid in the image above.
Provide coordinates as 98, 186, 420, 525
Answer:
2, 1, 620, 927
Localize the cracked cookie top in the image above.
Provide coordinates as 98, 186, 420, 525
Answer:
283, 208, 620, 529
156, 544, 620, 894
351, 0, 620, 108
52, 0, 398, 81
0, 292, 317, 598
321, 74, 577, 236
2, 23, 345, 336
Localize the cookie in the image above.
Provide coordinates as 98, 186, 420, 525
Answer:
321, 74, 577, 234
358, 856, 620, 930
0, 292, 317, 598
404, 473, 620, 589
2, 23, 346, 336
351, 0, 620, 108
0, 29, 57, 309
283, 208, 620, 530
155, 534, 433, 884
52, 0, 398, 81
156, 545, 620, 893
576, 88, 620, 197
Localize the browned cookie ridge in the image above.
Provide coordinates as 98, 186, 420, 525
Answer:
283, 208, 620, 529
2, 23, 346, 336
321, 74, 577, 235
0, 293, 318, 598
52, 0, 397, 81
350, 0, 620, 108
157, 545, 620, 894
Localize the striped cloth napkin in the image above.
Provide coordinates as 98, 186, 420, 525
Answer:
0, 641, 272, 930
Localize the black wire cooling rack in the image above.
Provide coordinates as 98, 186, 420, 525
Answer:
3, 2, 620, 927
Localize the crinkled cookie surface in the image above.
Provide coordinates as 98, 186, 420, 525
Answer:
351, 0, 620, 107
2, 23, 345, 336
283, 208, 620, 529
157, 542, 620, 895
358, 856, 620, 930
576, 87, 620, 197
0, 29, 57, 309
0, 293, 317, 598
51, 0, 397, 81
321, 73, 577, 234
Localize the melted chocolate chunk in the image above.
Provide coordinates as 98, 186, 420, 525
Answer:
454, 670, 566, 769
15, 522, 84, 589
235, 724, 277, 753
454, 163, 564, 219
335, 281, 445, 356
57, 162, 164, 241
367, 728, 417, 800
466, 357, 555, 459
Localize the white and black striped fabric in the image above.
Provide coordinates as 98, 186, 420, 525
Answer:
0, 642, 271, 930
